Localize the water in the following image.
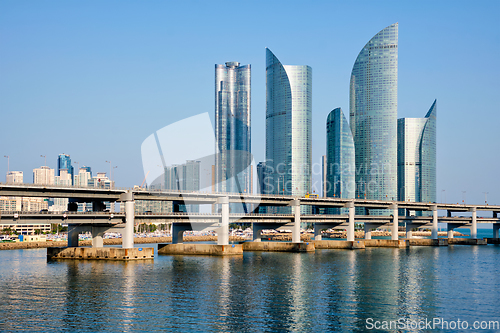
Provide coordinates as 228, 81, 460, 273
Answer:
1, 244, 500, 332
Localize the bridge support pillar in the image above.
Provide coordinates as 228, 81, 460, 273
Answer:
406, 224, 414, 239
447, 223, 462, 239
92, 227, 107, 248
494, 212, 498, 219
119, 192, 135, 249
347, 201, 355, 242
431, 205, 438, 240
364, 223, 372, 240
217, 197, 229, 245
391, 204, 398, 241
493, 224, 500, 239
290, 200, 301, 243
68, 226, 79, 247
470, 207, 477, 239
447, 224, 454, 239
252, 223, 266, 242
314, 223, 322, 241
172, 223, 193, 244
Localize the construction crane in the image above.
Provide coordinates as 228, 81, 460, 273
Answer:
140, 171, 150, 189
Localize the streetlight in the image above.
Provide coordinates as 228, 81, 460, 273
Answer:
483, 192, 489, 205
40, 155, 46, 166
441, 189, 446, 204
3, 155, 9, 173
112, 166, 118, 183
105, 161, 111, 179
461, 191, 466, 205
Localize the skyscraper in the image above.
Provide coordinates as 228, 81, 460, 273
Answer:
397, 100, 437, 214
57, 154, 74, 185
215, 62, 251, 196
350, 23, 398, 209
326, 108, 355, 206
265, 48, 312, 200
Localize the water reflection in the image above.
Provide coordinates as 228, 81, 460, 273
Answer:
62, 260, 153, 332
1, 246, 500, 332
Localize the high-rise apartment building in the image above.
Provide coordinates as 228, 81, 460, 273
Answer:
88, 172, 113, 189
57, 154, 74, 185
52, 170, 72, 211
74, 167, 92, 187
326, 108, 355, 204
6, 171, 23, 184
265, 48, 312, 200
397, 100, 437, 214
215, 62, 251, 196
350, 23, 398, 211
33, 166, 55, 185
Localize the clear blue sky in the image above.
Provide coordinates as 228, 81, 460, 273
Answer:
1, 0, 499, 207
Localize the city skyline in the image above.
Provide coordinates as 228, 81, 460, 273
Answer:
1, 1, 498, 207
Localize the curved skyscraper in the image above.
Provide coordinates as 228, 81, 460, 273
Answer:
326, 108, 355, 200
215, 62, 251, 196
350, 23, 398, 208
265, 48, 312, 198
397, 100, 437, 215
326, 108, 355, 214
420, 100, 437, 204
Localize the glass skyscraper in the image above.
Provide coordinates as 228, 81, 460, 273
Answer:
265, 48, 312, 200
57, 153, 74, 185
350, 23, 398, 210
215, 62, 251, 196
397, 100, 437, 214
326, 108, 355, 213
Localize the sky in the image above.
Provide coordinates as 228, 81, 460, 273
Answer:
1, 0, 499, 208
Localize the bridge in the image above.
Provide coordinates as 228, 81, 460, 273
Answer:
1, 183, 499, 249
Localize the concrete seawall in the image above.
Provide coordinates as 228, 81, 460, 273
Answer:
364, 239, 409, 248
158, 243, 243, 256
242, 242, 315, 252
47, 247, 154, 260
406, 238, 448, 246
313, 240, 365, 249
0, 236, 249, 251
448, 238, 487, 245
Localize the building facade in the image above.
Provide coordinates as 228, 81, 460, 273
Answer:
350, 23, 398, 211
215, 62, 251, 196
265, 48, 312, 202
326, 108, 355, 208
6, 171, 23, 184
33, 166, 55, 185
74, 167, 92, 187
52, 170, 72, 211
397, 100, 437, 214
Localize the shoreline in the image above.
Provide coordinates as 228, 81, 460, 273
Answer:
0, 231, 467, 251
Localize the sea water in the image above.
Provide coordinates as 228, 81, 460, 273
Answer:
0, 243, 499, 332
